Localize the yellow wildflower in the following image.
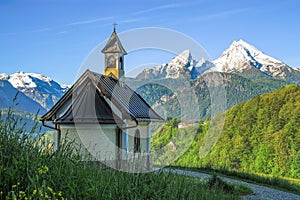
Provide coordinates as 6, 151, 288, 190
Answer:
38, 165, 49, 175
32, 189, 37, 195
44, 165, 49, 173
19, 191, 26, 198
47, 187, 53, 192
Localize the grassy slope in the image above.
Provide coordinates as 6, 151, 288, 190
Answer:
0, 109, 249, 200
151, 84, 300, 194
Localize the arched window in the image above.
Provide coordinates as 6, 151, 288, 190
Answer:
134, 129, 140, 153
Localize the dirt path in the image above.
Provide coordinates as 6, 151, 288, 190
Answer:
160, 168, 300, 200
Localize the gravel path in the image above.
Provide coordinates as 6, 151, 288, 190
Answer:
160, 168, 300, 200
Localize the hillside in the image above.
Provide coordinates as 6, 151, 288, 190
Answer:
152, 84, 300, 179
129, 72, 286, 120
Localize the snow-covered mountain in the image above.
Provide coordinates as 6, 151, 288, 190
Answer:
137, 39, 300, 83
0, 72, 68, 111
208, 39, 300, 82
137, 50, 208, 80
0, 79, 46, 113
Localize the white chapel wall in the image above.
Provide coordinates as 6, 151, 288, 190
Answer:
60, 124, 117, 161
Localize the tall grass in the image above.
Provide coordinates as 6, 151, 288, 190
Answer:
0, 109, 246, 199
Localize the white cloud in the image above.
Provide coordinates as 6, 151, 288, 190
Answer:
68, 16, 114, 26
133, 3, 181, 15
118, 18, 143, 24
31, 28, 51, 33
193, 8, 249, 21
57, 30, 68, 34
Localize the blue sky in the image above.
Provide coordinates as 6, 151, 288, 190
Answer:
0, 0, 299, 84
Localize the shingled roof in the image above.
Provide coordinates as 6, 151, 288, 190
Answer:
41, 70, 163, 124
101, 30, 127, 55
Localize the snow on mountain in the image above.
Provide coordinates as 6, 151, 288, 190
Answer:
0, 79, 46, 113
209, 39, 297, 79
0, 72, 69, 110
292, 67, 300, 72
137, 50, 209, 79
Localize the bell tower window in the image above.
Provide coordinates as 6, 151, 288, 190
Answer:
120, 57, 123, 70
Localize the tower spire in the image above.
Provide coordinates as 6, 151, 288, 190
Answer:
101, 24, 126, 79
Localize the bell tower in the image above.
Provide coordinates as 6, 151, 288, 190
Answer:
101, 23, 127, 79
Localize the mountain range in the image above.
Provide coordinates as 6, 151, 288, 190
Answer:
137, 39, 300, 84
0, 39, 299, 117
0, 72, 68, 114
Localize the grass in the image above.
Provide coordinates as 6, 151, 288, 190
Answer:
0, 109, 249, 200
167, 165, 300, 195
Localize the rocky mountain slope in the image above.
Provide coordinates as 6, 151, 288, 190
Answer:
209, 39, 300, 83
136, 50, 203, 80
1, 40, 298, 117
0, 72, 68, 113
137, 40, 300, 84
0, 79, 46, 114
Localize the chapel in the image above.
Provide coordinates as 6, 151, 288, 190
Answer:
41, 26, 162, 170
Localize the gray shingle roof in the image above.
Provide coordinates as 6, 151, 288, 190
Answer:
54, 79, 123, 124
92, 71, 162, 121
41, 70, 163, 124
101, 30, 127, 54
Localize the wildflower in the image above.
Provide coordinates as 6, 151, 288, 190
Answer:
19, 191, 26, 198
45, 193, 50, 199
12, 184, 17, 188
38, 165, 49, 175
58, 191, 62, 197
47, 187, 53, 192
32, 189, 37, 195
44, 165, 49, 173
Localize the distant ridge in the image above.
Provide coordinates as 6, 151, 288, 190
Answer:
137, 39, 300, 84
0, 72, 68, 114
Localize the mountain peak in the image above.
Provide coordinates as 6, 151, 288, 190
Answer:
230, 39, 257, 52
178, 49, 191, 59
11, 71, 53, 84
137, 49, 200, 79
170, 50, 192, 66
209, 39, 295, 78
0, 71, 69, 110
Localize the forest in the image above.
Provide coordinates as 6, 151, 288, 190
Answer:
152, 84, 300, 179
